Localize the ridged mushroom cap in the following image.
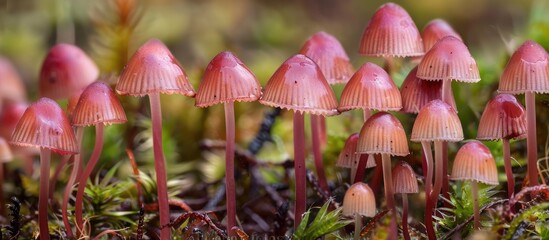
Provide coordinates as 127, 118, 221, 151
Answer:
0, 57, 26, 104
359, 3, 424, 57
417, 36, 480, 82
10, 98, 78, 155
116, 39, 196, 97
477, 94, 526, 141
39, 43, 99, 100
259, 54, 338, 116
300, 31, 354, 85
392, 161, 419, 194
498, 40, 549, 94
338, 63, 402, 112
357, 112, 409, 156
342, 182, 376, 217
195, 51, 261, 107
421, 19, 462, 52
451, 141, 498, 185
337, 133, 376, 169
0, 137, 13, 163
401, 66, 443, 114
71, 82, 127, 126
411, 100, 463, 142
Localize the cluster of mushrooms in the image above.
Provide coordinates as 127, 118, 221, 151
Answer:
0, 2, 547, 239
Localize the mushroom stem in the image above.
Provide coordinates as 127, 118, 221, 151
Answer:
426, 140, 443, 240
369, 155, 383, 194
39, 148, 51, 240
224, 102, 236, 237
50, 155, 70, 202
472, 181, 480, 229
353, 109, 373, 183
441, 81, 452, 206
293, 111, 306, 229
149, 93, 171, 239
502, 138, 514, 197
383, 56, 395, 77
75, 124, 104, 234
354, 213, 362, 240
63, 126, 83, 237
421, 141, 433, 195
402, 193, 410, 240
525, 92, 538, 186
311, 115, 329, 193
381, 153, 397, 240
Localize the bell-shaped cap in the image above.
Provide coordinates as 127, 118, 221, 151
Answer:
0, 137, 13, 163
116, 39, 196, 97
195, 51, 261, 107
39, 43, 99, 100
477, 94, 526, 141
359, 2, 424, 57
0, 101, 28, 140
10, 98, 78, 155
0, 57, 26, 104
421, 19, 462, 52
339, 63, 402, 112
259, 54, 338, 116
300, 32, 354, 84
337, 133, 376, 169
498, 40, 549, 94
411, 100, 463, 142
451, 140, 498, 185
392, 161, 418, 194
357, 112, 409, 156
342, 182, 376, 217
417, 36, 480, 82
72, 82, 127, 126
401, 66, 443, 113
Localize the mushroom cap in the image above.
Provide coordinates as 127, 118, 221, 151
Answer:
0, 57, 26, 104
498, 40, 549, 94
359, 2, 424, 57
342, 182, 376, 217
338, 62, 402, 112
357, 112, 409, 156
259, 54, 338, 116
450, 140, 498, 185
392, 161, 418, 194
337, 133, 376, 169
411, 99, 463, 142
401, 66, 443, 114
300, 31, 354, 85
421, 19, 462, 52
10, 98, 78, 155
0, 137, 13, 163
71, 81, 127, 126
116, 39, 196, 97
39, 43, 99, 100
417, 36, 480, 82
195, 51, 261, 107
477, 94, 526, 141
0, 101, 28, 140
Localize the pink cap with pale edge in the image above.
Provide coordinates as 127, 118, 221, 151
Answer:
195, 51, 261, 108
477, 94, 526, 141
0, 137, 13, 163
10, 98, 78, 155
411, 100, 463, 142
72, 82, 127, 127
259, 54, 338, 116
417, 36, 480, 82
498, 40, 549, 94
357, 112, 409, 156
342, 182, 376, 217
39, 43, 99, 100
392, 161, 418, 194
0, 57, 26, 103
450, 140, 498, 185
300, 32, 354, 85
338, 63, 402, 112
116, 39, 196, 97
401, 66, 443, 114
336, 133, 376, 169
359, 2, 424, 57
421, 19, 462, 52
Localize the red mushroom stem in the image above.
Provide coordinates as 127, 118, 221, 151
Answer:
63, 127, 83, 237
471, 181, 480, 229
441, 81, 452, 205
50, 155, 70, 201
426, 140, 444, 240
311, 115, 329, 192
353, 110, 372, 183
224, 102, 237, 237
502, 138, 514, 197
525, 92, 538, 186
39, 148, 51, 240
421, 141, 433, 196
402, 193, 410, 240
293, 111, 306, 229
354, 213, 362, 240
381, 153, 397, 240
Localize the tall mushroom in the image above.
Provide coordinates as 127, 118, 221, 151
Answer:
342, 182, 376, 240
195, 51, 261, 236
10, 98, 78, 240
116, 39, 196, 239
392, 161, 419, 240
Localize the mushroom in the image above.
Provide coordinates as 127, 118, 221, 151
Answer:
451, 141, 498, 229
10, 98, 78, 240
195, 51, 261, 236
0, 57, 26, 109
392, 161, 419, 240
0, 137, 13, 214
0, 101, 36, 175
342, 182, 376, 240
336, 133, 376, 184
421, 19, 462, 52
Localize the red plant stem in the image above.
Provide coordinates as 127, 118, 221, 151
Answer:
75, 124, 104, 235
381, 154, 397, 240
293, 111, 306, 229
442, 143, 450, 207
353, 109, 373, 183
354, 213, 362, 240
311, 115, 329, 193
426, 141, 444, 240
63, 127, 83, 238
319, 116, 327, 149
502, 138, 514, 198
149, 93, 171, 239
525, 92, 538, 186
402, 193, 410, 240
471, 181, 480, 229
224, 103, 236, 237
369, 155, 383, 194
126, 149, 142, 207
39, 148, 51, 240
50, 155, 71, 202
421, 141, 433, 195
